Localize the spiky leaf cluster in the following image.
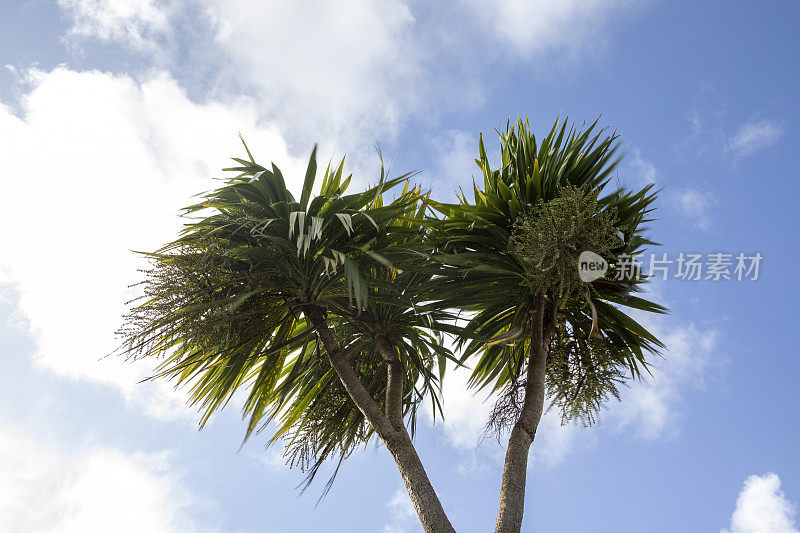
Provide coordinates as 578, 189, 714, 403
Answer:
510, 184, 621, 302
424, 117, 666, 429
118, 143, 456, 492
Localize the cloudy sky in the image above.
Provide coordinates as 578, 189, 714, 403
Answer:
0, 1, 798, 531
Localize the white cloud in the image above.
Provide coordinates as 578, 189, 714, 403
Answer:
680, 86, 784, 164
672, 188, 717, 231
426, 361, 588, 472
611, 322, 718, 439
722, 473, 799, 533
428, 129, 479, 193
0, 67, 305, 419
627, 147, 658, 187
727, 119, 784, 161
203, 0, 420, 151
54, 0, 649, 159
251, 447, 287, 472
525, 318, 718, 461
58, 0, 171, 50
0, 421, 216, 532
462, 0, 647, 59
432, 365, 494, 452
427, 308, 719, 469
53, 0, 445, 157
383, 487, 422, 533
531, 411, 593, 466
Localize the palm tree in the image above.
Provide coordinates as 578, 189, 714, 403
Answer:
425, 118, 666, 533
118, 142, 457, 533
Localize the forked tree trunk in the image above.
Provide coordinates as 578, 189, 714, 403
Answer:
304, 306, 455, 533
494, 296, 554, 533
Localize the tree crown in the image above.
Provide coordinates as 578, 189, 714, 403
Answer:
424, 117, 666, 427
118, 142, 454, 490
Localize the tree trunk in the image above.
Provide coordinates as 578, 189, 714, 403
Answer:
383, 427, 456, 533
494, 296, 554, 533
375, 333, 405, 431
304, 306, 455, 533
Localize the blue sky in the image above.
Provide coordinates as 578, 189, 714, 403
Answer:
0, 1, 798, 532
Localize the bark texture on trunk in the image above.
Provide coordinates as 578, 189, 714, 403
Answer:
494, 296, 555, 533
375, 333, 405, 431
383, 427, 456, 533
304, 306, 455, 533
